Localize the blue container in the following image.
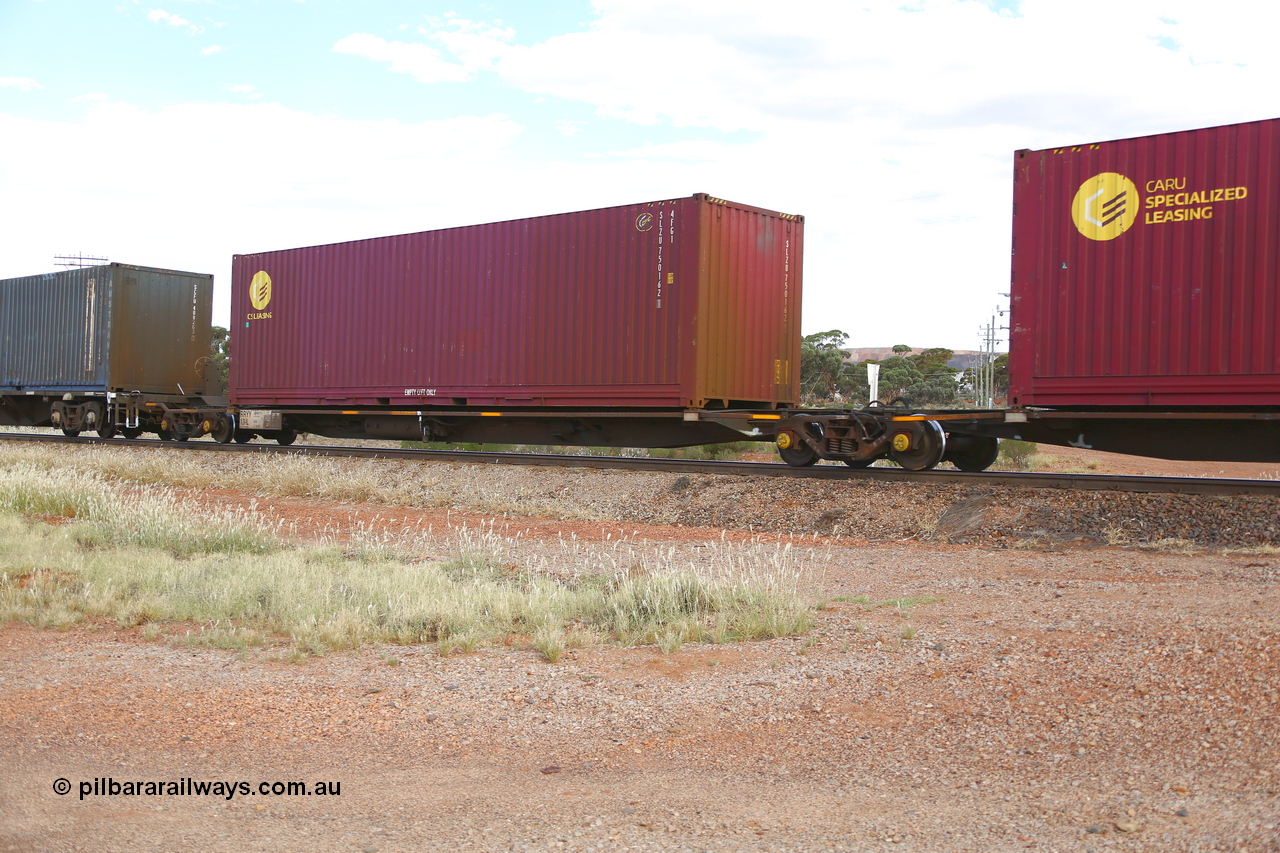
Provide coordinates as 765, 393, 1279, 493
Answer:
0, 263, 214, 395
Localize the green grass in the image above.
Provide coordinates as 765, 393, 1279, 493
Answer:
994, 439, 1039, 471
830, 594, 942, 614
0, 463, 278, 556
646, 442, 761, 461
874, 595, 944, 612
0, 452, 814, 658
0, 442, 396, 504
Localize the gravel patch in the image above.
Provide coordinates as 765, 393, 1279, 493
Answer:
3, 520, 1279, 850
15, 443, 1280, 549
360, 460, 1280, 548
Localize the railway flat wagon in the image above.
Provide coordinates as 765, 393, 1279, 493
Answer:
0, 263, 217, 438
228, 194, 804, 447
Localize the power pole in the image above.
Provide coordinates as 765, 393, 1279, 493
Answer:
976, 295, 1010, 409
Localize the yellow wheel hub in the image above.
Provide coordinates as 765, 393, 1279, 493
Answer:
776, 432, 793, 450
892, 432, 912, 453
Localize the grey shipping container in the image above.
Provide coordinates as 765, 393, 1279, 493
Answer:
0, 263, 214, 395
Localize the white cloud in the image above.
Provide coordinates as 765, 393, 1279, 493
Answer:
454, 0, 1275, 140
147, 9, 204, 35
601, 140, 735, 160
419, 17, 515, 71
385, 0, 1280, 347
0, 100, 525, 325
9, 1, 1280, 350
332, 33, 471, 83
335, 18, 517, 86
202, 45, 223, 56
0, 77, 43, 92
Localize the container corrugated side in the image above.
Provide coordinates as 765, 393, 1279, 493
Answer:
0, 264, 214, 395
229, 194, 802, 409
1, 267, 111, 392
106, 265, 215, 395
696, 196, 803, 406
1009, 117, 1280, 407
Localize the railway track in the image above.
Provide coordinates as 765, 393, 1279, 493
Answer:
3, 431, 1278, 497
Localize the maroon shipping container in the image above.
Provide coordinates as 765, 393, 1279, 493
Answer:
229, 194, 802, 410
1009, 117, 1280, 408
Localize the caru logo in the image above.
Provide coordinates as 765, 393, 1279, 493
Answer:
249, 271, 272, 311
1071, 172, 1139, 241
635, 213, 654, 232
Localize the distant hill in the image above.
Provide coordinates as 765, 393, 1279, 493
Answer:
842, 347, 1003, 371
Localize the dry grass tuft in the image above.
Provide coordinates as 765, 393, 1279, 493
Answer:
0, 442, 608, 521
1224, 544, 1280, 555
0, 452, 815, 658
1135, 538, 1200, 554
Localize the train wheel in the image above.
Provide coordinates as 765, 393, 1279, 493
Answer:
94, 404, 117, 439
888, 421, 946, 471
275, 428, 297, 446
843, 458, 874, 468
776, 430, 818, 467
61, 428, 81, 437
778, 443, 818, 467
234, 430, 254, 444
945, 436, 1000, 472
210, 416, 234, 445
157, 421, 174, 441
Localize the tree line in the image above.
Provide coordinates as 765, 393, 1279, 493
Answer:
800, 330, 1008, 407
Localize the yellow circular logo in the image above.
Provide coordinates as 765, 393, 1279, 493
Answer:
1071, 172, 1139, 241
249, 271, 272, 311
636, 213, 653, 232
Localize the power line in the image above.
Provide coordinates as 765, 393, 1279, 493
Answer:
54, 254, 108, 268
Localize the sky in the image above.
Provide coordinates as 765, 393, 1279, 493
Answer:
1, 0, 1277, 351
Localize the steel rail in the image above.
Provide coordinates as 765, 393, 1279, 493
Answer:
2, 431, 1278, 496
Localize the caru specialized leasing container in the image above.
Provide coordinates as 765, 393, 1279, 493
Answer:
229, 194, 803, 411
1008, 117, 1280, 408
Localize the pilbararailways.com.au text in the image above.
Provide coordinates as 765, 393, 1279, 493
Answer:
55, 777, 341, 801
